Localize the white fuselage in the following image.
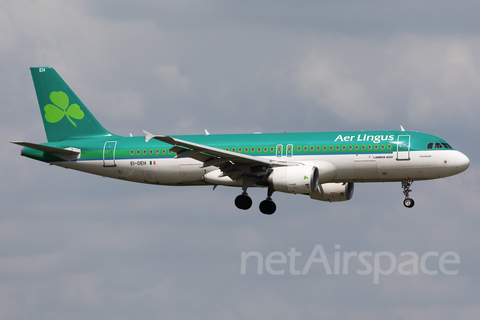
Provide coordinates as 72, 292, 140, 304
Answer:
54, 149, 469, 186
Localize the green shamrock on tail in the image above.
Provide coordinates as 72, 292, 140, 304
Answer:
44, 91, 84, 127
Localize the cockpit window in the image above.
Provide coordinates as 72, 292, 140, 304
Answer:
442, 143, 453, 149
435, 143, 443, 149
427, 143, 433, 149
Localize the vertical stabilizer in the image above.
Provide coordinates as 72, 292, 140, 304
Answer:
30, 67, 116, 142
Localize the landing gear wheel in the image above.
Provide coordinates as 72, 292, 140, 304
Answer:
259, 200, 276, 215
401, 180, 415, 209
235, 194, 252, 210
403, 198, 415, 208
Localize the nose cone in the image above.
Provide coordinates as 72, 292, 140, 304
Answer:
455, 151, 470, 174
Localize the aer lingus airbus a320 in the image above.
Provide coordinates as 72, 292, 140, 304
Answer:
12, 67, 470, 214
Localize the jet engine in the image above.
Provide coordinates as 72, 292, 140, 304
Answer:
309, 182, 354, 202
268, 165, 319, 194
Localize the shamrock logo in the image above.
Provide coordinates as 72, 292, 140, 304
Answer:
44, 91, 84, 127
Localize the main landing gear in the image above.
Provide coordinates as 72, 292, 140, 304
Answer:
235, 192, 252, 210
402, 180, 415, 208
234, 186, 276, 215
259, 187, 276, 215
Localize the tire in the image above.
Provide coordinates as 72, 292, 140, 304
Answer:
235, 195, 252, 210
403, 198, 415, 208
259, 200, 276, 215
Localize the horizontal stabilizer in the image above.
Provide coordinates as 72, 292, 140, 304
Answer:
11, 141, 80, 160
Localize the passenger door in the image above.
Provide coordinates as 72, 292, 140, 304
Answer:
396, 135, 410, 160
103, 141, 117, 167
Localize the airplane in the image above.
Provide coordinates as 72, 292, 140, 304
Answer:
12, 67, 470, 215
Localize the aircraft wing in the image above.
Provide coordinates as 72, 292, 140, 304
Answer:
143, 130, 291, 174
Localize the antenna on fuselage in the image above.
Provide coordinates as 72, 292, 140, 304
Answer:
400, 125, 405, 131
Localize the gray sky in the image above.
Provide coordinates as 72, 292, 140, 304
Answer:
1, 0, 480, 319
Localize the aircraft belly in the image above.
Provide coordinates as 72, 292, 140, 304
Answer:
155, 166, 183, 184
374, 151, 458, 180
155, 160, 205, 185
354, 160, 379, 180
374, 153, 424, 180
180, 164, 204, 184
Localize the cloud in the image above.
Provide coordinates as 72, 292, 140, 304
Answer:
1, 0, 480, 319
295, 51, 376, 122
153, 64, 192, 95
292, 35, 480, 129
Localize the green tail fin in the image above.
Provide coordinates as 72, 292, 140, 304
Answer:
30, 67, 116, 142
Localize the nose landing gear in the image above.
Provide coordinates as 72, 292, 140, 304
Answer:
402, 180, 415, 208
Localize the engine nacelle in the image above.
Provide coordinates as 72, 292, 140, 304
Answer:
309, 182, 354, 202
268, 165, 319, 194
